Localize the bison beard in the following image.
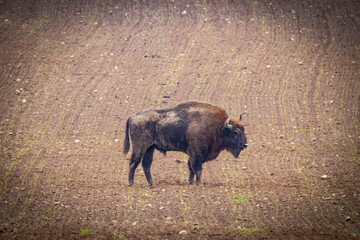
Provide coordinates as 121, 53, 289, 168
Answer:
229, 146, 242, 159
123, 101, 247, 186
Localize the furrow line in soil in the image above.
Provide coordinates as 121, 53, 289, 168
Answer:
10, 21, 112, 226
56, 30, 140, 230
152, 20, 206, 107
0, 43, 68, 202
16, 13, 126, 227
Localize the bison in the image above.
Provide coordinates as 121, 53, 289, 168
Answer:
123, 101, 247, 186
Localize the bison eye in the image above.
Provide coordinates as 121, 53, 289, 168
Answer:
231, 132, 238, 137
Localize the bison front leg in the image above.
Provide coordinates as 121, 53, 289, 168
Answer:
188, 154, 204, 186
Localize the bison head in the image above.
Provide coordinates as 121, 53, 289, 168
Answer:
222, 115, 247, 158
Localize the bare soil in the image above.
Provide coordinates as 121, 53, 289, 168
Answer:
0, 0, 359, 239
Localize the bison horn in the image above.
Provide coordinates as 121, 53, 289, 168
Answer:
239, 114, 243, 121
224, 116, 232, 129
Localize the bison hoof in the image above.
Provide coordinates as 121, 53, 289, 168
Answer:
196, 182, 204, 187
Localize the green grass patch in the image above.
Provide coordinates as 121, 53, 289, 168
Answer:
297, 128, 307, 132
47, 210, 56, 216
237, 227, 258, 233
234, 195, 249, 202
79, 227, 95, 236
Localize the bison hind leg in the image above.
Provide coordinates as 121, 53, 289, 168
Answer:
129, 153, 142, 187
142, 146, 155, 186
187, 159, 195, 185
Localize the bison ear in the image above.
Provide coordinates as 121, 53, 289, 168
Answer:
239, 114, 243, 121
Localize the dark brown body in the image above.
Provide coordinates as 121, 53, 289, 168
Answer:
123, 101, 247, 186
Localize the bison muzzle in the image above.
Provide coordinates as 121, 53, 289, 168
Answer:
123, 101, 247, 186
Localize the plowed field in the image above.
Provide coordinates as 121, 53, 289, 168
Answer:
0, 0, 359, 239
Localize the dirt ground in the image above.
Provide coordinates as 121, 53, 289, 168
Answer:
0, 0, 359, 239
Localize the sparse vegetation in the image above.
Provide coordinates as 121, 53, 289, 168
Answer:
297, 128, 307, 132
235, 196, 249, 202
237, 227, 258, 233
79, 227, 95, 236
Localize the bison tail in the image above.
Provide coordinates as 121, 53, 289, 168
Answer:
123, 117, 131, 154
